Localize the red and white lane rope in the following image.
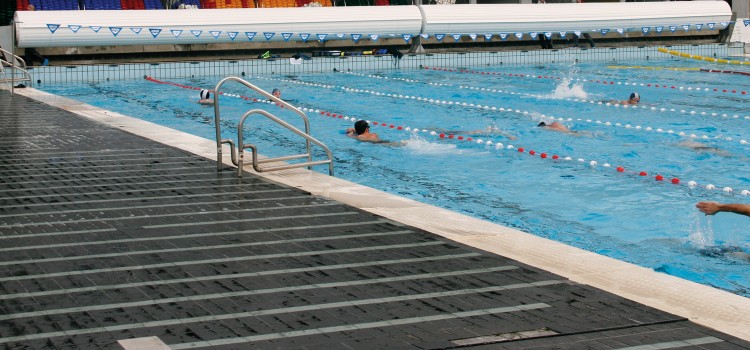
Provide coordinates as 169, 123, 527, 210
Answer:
144, 76, 750, 197
422, 66, 750, 96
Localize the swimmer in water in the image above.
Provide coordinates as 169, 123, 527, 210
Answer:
677, 140, 730, 157
198, 89, 213, 105
608, 92, 640, 105
346, 120, 383, 142
345, 120, 404, 145
538, 121, 572, 133
428, 125, 518, 140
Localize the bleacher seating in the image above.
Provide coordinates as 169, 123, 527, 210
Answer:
16, 0, 31, 11
259, 0, 295, 7
82, 0, 123, 9
41, 0, 80, 9
143, 0, 162, 8
200, 0, 216, 8
121, 0, 145, 9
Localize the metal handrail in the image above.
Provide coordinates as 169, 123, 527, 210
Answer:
212, 76, 334, 177
238, 109, 334, 177
0, 48, 32, 93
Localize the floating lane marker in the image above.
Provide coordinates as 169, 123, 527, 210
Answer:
144, 76, 750, 198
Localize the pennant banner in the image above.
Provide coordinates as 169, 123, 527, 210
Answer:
109, 27, 122, 37
499, 33, 508, 41
529, 32, 538, 39
46, 24, 60, 33
707, 22, 715, 30
335, 33, 345, 39
170, 29, 181, 38
68, 24, 81, 33
744, 19, 750, 27
299, 33, 310, 42
434, 34, 445, 41
148, 28, 160, 38
402, 34, 412, 43
616, 28, 624, 35
559, 31, 566, 37
282, 32, 293, 41
669, 25, 677, 32
484, 33, 492, 40
641, 27, 650, 34
514, 32, 523, 39
245, 32, 256, 41
91, 26, 102, 33
350, 33, 360, 43
317, 33, 327, 42
210, 30, 222, 38
573, 30, 581, 37
370, 34, 379, 41
468, 33, 477, 41
682, 24, 690, 31
655, 26, 663, 34
263, 32, 274, 40
227, 31, 238, 40
130, 27, 142, 35
420, 33, 429, 39
600, 28, 609, 36
695, 23, 703, 31
190, 29, 201, 37
720, 21, 728, 27
544, 32, 551, 39
452, 34, 461, 42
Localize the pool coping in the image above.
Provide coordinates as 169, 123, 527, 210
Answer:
15, 86, 750, 342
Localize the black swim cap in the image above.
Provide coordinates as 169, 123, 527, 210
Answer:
354, 120, 369, 135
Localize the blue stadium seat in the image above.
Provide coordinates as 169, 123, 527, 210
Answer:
143, 0, 162, 8
83, 0, 122, 9
45, 0, 80, 10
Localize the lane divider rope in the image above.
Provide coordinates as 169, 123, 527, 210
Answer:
144, 76, 750, 197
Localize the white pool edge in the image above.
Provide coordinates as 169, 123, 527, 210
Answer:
17, 87, 750, 342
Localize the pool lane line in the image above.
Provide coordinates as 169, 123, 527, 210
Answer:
421, 65, 750, 96
249, 72, 750, 149
607, 65, 701, 71
143, 77, 750, 198
657, 47, 750, 67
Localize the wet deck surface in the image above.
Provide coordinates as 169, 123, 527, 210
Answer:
1, 91, 749, 349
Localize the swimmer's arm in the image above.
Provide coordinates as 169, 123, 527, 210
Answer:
696, 202, 750, 217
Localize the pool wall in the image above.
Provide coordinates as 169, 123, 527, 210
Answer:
26, 43, 742, 85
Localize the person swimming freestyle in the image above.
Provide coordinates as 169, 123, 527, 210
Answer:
198, 89, 213, 105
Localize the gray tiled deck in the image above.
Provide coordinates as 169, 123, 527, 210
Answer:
1, 90, 749, 349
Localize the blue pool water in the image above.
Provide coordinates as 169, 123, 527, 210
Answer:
40, 58, 750, 297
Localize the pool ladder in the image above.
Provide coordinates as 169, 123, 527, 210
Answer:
212, 76, 334, 177
0, 48, 32, 94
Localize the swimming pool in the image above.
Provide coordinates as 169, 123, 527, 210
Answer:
39, 55, 750, 297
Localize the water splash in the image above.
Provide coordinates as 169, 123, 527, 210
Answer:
551, 78, 589, 99
688, 212, 715, 248
404, 135, 473, 155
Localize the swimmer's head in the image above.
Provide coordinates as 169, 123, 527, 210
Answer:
200, 89, 210, 100
537, 122, 547, 127
272, 88, 280, 97
354, 120, 369, 135
629, 92, 640, 102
